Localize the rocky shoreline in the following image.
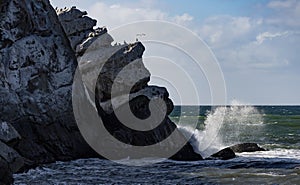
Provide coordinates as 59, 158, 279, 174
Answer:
0, 1, 265, 184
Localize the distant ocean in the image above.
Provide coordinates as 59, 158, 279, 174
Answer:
14, 104, 300, 184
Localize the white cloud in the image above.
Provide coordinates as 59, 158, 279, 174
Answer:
266, 0, 300, 27
88, 2, 166, 29
174, 13, 194, 25
267, 0, 296, 8
198, 16, 260, 49
195, 0, 300, 72
88, 2, 193, 29
255, 31, 289, 44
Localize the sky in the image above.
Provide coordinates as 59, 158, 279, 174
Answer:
50, 0, 300, 105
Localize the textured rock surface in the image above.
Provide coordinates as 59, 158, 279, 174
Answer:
56, 6, 107, 54
0, 141, 24, 173
0, 122, 21, 146
78, 39, 150, 101
0, 121, 21, 184
230, 143, 266, 153
0, 0, 97, 174
72, 11, 202, 160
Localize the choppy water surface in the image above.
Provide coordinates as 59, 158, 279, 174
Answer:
14, 157, 300, 184
14, 105, 300, 184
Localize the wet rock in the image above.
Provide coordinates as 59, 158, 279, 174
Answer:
210, 147, 236, 160
170, 143, 203, 161
230, 143, 266, 153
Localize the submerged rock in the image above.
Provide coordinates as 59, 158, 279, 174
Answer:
230, 143, 266, 153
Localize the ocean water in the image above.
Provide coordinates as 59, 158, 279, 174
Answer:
14, 104, 300, 184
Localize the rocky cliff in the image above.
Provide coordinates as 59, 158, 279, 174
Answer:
57, 7, 202, 161
0, 1, 201, 184
0, 0, 97, 183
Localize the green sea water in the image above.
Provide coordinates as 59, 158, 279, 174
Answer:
170, 105, 300, 151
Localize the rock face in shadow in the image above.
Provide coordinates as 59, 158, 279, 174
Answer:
230, 143, 266, 153
0, 157, 13, 185
0, 140, 24, 173
71, 9, 203, 161
0, 121, 23, 184
0, 0, 97, 177
0, 122, 21, 146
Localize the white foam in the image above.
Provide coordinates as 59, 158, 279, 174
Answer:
238, 149, 300, 160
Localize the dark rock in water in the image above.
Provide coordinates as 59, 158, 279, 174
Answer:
0, 157, 13, 185
209, 143, 265, 160
230, 143, 266, 153
170, 144, 203, 161
210, 148, 236, 160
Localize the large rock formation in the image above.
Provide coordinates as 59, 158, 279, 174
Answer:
0, 0, 97, 181
58, 7, 202, 161
0, 1, 202, 183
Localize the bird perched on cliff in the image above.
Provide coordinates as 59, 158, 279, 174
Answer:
136, 33, 146, 41
136, 33, 146, 37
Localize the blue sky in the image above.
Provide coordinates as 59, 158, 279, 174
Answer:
50, 0, 300, 105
